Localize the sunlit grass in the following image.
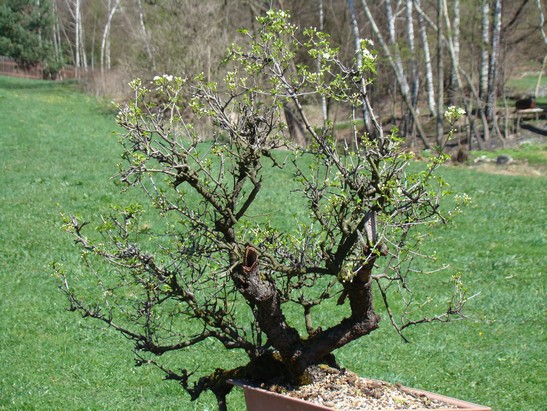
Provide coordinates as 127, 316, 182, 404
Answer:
506, 73, 547, 103
0, 75, 545, 410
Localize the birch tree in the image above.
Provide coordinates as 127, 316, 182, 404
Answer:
436, 0, 444, 145
75, 0, 86, 68
446, 0, 460, 106
535, 0, 547, 97
385, 0, 411, 102
406, 0, 419, 109
405, 0, 419, 142
414, 0, 491, 147
100, 0, 122, 72
479, 0, 489, 103
415, 0, 436, 115
347, 0, 376, 139
62, 0, 87, 69
135, 0, 154, 71
486, 0, 502, 120
51, 0, 63, 66
360, 0, 430, 148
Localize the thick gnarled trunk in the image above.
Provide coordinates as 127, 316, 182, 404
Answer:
235, 245, 379, 377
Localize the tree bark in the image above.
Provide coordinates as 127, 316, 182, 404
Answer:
300, 268, 379, 368
446, 0, 460, 106
535, 0, 546, 97
237, 245, 380, 376
479, 0, 490, 103
385, 0, 411, 99
406, 0, 419, 108
436, 0, 444, 145
486, 0, 502, 120
74, 0, 81, 68
414, 0, 489, 147
415, 0, 436, 115
51, 0, 62, 68
135, 0, 155, 71
283, 103, 307, 147
78, 0, 87, 69
405, 0, 419, 142
235, 246, 302, 365
100, 0, 122, 72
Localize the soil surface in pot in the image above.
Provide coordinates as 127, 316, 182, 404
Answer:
259, 366, 458, 410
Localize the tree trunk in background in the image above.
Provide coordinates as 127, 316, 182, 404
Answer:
64, 0, 89, 70
78, 0, 87, 69
536, 0, 547, 97
436, 0, 444, 145
415, 0, 436, 115
347, 0, 376, 139
385, 0, 411, 101
406, 0, 419, 109
405, 0, 419, 142
486, 0, 502, 120
446, 0, 460, 106
283, 104, 307, 148
74, 0, 81, 68
136, 0, 155, 71
476, 0, 490, 143
51, 0, 62, 65
479, 0, 489, 103
101, 0, 121, 72
442, 1, 482, 150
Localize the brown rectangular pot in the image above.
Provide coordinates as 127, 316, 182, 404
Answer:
228, 379, 491, 411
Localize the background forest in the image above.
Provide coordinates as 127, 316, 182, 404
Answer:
1, 0, 546, 149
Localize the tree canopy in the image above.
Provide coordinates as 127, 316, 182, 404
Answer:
0, 0, 56, 69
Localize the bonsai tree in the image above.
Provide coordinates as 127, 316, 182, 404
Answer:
57, 10, 469, 410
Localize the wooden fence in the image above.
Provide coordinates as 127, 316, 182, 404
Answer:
0, 56, 80, 80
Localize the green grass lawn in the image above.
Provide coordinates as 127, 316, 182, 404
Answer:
506, 74, 547, 104
1, 75, 545, 410
506, 73, 546, 93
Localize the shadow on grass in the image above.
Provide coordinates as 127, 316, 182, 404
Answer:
520, 123, 547, 137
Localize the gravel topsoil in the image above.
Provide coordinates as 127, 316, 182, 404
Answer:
258, 366, 459, 410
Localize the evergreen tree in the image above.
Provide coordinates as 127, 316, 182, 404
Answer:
0, 0, 56, 70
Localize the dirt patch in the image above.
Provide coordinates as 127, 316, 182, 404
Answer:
453, 120, 546, 177
468, 161, 545, 177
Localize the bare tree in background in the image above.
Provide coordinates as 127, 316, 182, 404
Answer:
446, 0, 460, 106
415, 0, 436, 115
535, 0, 547, 97
486, 0, 502, 122
100, 0, 122, 72
479, 1, 489, 109
360, 0, 430, 148
42, 0, 541, 147
406, 0, 419, 112
436, 0, 444, 145
135, 0, 154, 71
70, 0, 87, 69
347, 0, 376, 139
